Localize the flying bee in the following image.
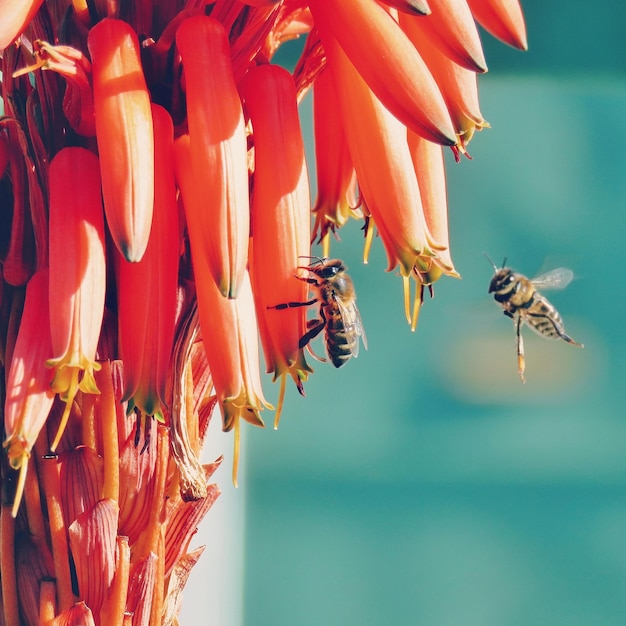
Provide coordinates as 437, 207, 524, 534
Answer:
268, 258, 367, 368
486, 255, 583, 382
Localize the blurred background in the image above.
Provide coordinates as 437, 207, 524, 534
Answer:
183, 3, 626, 625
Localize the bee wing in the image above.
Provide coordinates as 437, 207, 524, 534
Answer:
336, 297, 368, 357
531, 268, 574, 290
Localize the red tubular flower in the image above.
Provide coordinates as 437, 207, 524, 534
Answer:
400, 12, 489, 146
309, 0, 457, 146
398, 0, 487, 72
46, 147, 106, 451
467, 0, 528, 50
240, 63, 312, 410
175, 15, 250, 299
174, 134, 269, 484
384, 0, 431, 15
194, 259, 269, 486
3, 269, 55, 516
311, 67, 359, 256
88, 17, 154, 262
323, 31, 442, 276
0, 0, 43, 48
408, 131, 458, 278
117, 103, 180, 417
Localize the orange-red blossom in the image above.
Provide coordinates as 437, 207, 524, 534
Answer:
3, 269, 55, 516
174, 134, 269, 485
116, 103, 180, 418
88, 17, 154, 263
241, 63, 313, 425
46, 147, 106, 452
176, 15, 250, 299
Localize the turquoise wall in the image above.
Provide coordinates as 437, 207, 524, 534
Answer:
243, 4, 626, 625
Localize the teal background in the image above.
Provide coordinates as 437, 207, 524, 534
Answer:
242, 5, 626, 626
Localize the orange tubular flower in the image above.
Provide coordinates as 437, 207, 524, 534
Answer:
384, 0, 431, 15
408, 131, 458, 278
46, 147, 106, 451
117, 104, 180, 418
309, 0, 457, 146
466, 0, 528, 50
88, 18, 154, 263
240, 64, 312, 412
0, 0, 43, 48
194, 260, 269, 487
311, 67, 359, 257
400, 12, 489, 146
175, 15, 250, 299
398, 0, 487, 72
174, 134, 269, 484
407, 129, 461, 328
323, 32, 441, 277
3, 269, 55, 516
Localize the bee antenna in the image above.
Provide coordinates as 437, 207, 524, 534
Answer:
502, 257, 507, 268
298, 255, 325, 264
483, 252, 499, 271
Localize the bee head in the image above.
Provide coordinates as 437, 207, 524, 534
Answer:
306, 258, 346, 280
484, 253, 513, 293
488, 268, 516, 294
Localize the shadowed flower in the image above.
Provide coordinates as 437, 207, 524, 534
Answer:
311, 67, 360, 257
3, 269, 55, 516
117, 103, 180, 418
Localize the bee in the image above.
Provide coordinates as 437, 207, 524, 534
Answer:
486, 255, 583, 382
269, 258, 367, 368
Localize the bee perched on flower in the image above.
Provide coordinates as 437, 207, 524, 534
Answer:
0, 0, 528, 623
269, 257, 367, 369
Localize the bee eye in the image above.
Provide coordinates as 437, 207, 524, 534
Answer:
320, 267, 338, 279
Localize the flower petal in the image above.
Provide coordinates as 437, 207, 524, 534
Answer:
88, 18, 154, 262
175, 15, 249, 298
310, 0, 457, 145
467, 0, 528, 50
240, 63, 312, 395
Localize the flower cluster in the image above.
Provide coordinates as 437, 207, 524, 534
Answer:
1, 0, 526, 623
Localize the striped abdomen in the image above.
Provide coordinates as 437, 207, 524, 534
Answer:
323, 301, 356, 368
523, 293, 575, 343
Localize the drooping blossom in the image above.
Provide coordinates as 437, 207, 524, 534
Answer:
0, 1, 528, 623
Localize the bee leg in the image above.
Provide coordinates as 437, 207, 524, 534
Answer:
295, 274, 321, 286
298, 307, 328, 349
298, 319, 325, 349
267, 298, 318, 311
515, 315, 526, 383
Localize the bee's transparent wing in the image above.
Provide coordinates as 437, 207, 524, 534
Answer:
336, 298, 368, 357
531, 268, 574, 290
